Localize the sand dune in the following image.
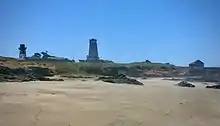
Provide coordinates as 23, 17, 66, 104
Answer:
0, 79, 220, 126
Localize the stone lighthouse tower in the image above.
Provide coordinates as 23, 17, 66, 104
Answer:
86, 38, 99, 61
18, 44, 27, 59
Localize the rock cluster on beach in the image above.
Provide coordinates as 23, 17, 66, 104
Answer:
97, 74, 144, 85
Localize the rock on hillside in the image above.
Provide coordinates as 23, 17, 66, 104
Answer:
0, 66, 63, 82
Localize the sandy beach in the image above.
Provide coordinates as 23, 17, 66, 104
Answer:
0, 78, 220, 126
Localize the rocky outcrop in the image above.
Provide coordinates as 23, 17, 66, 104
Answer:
28, 67, 54, 77
0, 66, 62, 82
97, 74, 144, 85
175, 81, 195, 88
61, 74, 93, 79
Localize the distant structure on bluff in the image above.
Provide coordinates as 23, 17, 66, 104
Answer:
18, 44, 27, 59
86, 38, 100, 61
188, 60, 205, 76
17, 44, 73, 62
17, 38, 112, 63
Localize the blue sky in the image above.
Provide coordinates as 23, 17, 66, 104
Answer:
0, 0, 219, 66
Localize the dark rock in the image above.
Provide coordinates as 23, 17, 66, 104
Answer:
0, 66, 63, 82
206, 84, 220, 89
37, 77, 51, 81
0, 66, 13, 74
163, 78, 183, 81
102, 79, 117, 83
176, 81, 195, 88
21, 78, 34, 82
37, 77, 64, 81
97, 76, 111, 80
61, 75, 93, 79
28, 67, 54, 77
97, 74, 144, 85
0, 75, 6, 82
3, 75, 16, 79
55, 79, 64, 81
114, 74, 127, 79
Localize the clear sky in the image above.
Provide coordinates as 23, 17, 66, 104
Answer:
0, 0, 219, 66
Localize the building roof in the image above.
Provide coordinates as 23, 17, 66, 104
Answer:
189, 60, 204, 65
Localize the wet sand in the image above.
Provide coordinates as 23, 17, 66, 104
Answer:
0, 78, 220, 126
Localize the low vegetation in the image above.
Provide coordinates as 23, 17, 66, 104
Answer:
52, 61, 176, 77
0, 56, 178, 82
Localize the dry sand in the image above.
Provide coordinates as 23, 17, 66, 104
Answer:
0, 78, 220, 126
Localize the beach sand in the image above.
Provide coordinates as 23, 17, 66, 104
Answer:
0, 78, 220, 126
